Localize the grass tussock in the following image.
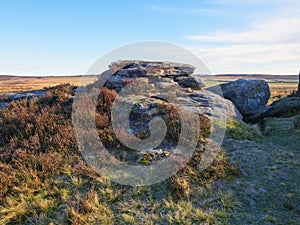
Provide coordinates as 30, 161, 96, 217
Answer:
215, 119, 263, 141
0, 84, 239, 224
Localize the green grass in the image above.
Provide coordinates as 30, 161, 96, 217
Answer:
215, 119, 263, 141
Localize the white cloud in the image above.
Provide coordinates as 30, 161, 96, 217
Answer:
196, 44, 300, 63
186, 17, 300, 44
185, 0, 300, 75
189, 43, 300, 74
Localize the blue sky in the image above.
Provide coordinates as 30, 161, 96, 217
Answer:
0, 0, 299, 75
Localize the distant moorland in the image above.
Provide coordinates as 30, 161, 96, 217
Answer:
0, 74, 297, 103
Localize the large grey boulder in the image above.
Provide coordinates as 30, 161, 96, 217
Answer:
149, 90, 242, 121
185, 90, 243, 120
207, 79, 270, 118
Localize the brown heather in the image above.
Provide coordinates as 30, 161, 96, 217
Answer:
0, 84, 238, 224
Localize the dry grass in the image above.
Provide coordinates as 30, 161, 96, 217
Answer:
269, 83, 298, 103
0, 83, 240, 224
0, 76, 97, 93
1, 75, 299, 224
1, 75, 298, 104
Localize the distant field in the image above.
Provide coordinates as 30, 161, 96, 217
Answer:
0, 75, 97, 93
0, 75, 298, 103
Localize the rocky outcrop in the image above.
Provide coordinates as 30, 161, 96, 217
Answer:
110, 60, 196, 77
105, 60, 204, 92
207, 79, 270, 120
102, 60, 242, 121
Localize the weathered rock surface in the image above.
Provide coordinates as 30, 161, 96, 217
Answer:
0, 90, 45, 110
186, 90, 243, 120
244, 97, 300, 122
114, 90, 242, 126
102, 60, 242, 121
109, 88, 242, 165
110, 60, 196, 77
270, 97, 300, 117
294, 116, 300, 128
244, 105, 273, 122
104, 60, 206, 92
87, 60, 244, 165
174, 76, 206, 90
207, 79, 270, 118
149, 90, 242, 121
105, 76, 149, 92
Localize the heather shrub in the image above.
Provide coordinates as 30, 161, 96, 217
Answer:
0, 83, 238, 224
0, 84, 76, 155
95, 88, 211, 159
151, 101, 210, 146
96, 87, 117, 113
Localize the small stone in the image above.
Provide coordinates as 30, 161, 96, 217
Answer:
174, 76, 206, 90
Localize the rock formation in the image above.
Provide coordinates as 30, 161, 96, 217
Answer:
105, 60, 201, 92
109, 60, 196, 77
102, 60, 242, 121
90, 60, 243, 165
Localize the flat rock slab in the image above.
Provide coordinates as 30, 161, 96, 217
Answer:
110, 60, 196, 77
0, 90, 45, 110
246, 97, 300, 122
6, 90, 45, 101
